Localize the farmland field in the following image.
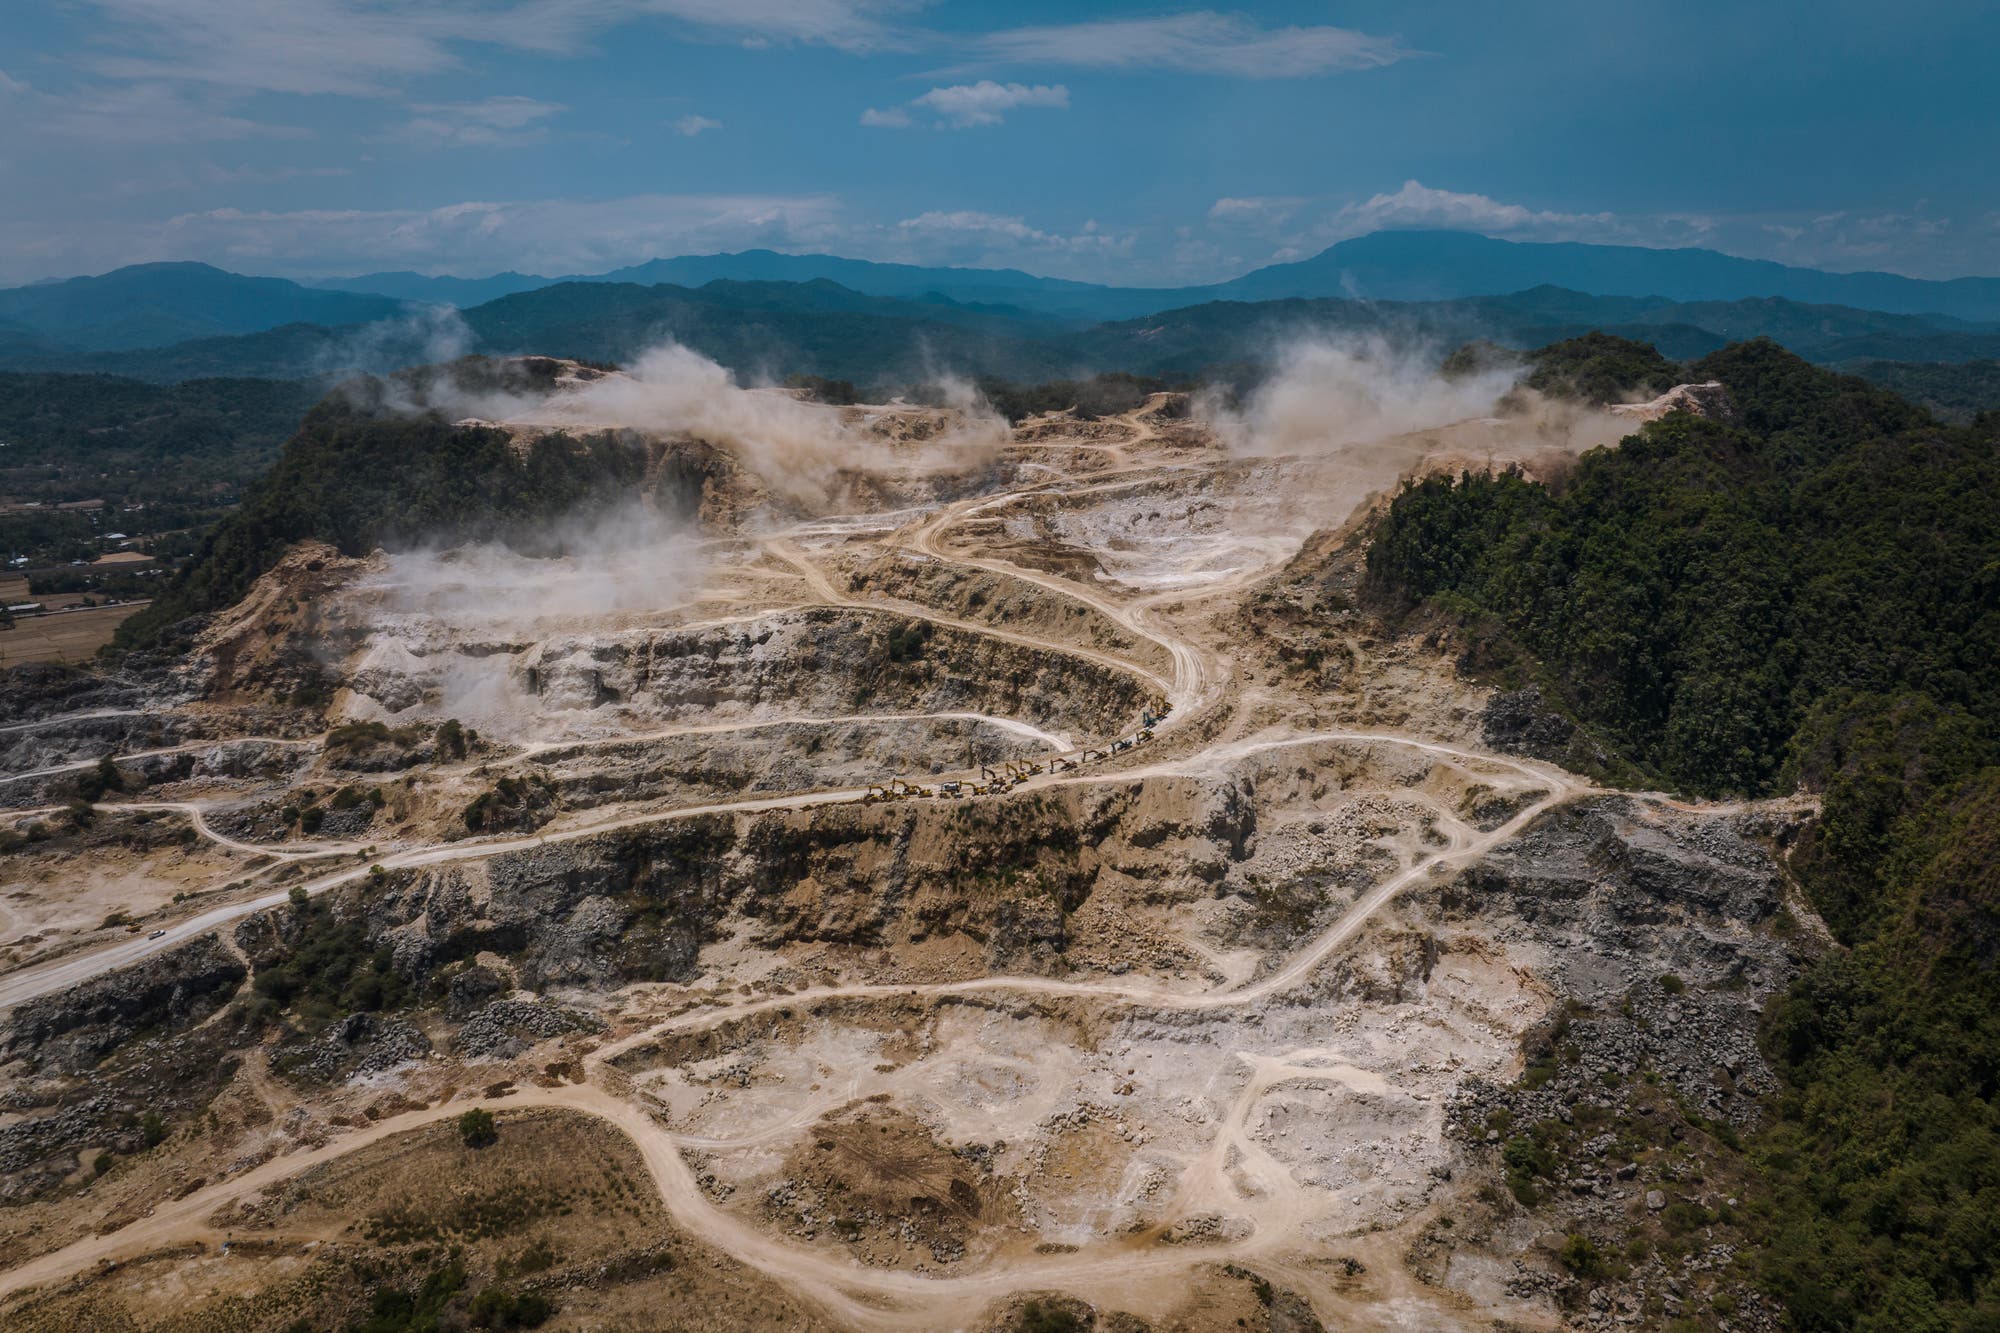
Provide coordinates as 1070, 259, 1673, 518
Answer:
0, 603, 143, 666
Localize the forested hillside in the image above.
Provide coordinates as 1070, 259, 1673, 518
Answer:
0, 373, 318, 570
0, 373, 315, 503
1368, 339, 2000, 1328
1846, 358, 2000, 423
112, 363, 663, 649
0, 263, 407, 352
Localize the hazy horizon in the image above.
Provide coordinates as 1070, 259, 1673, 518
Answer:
26, 223, 2000, 294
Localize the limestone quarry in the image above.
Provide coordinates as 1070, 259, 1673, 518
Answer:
0, 358, 1810, 1331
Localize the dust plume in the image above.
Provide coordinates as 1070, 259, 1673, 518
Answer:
313, 304, 474, 381
448, 343, 1008, 507
345, 500, 706, 737
1202, 335, 1518, 458
1190, 333, 1641, 561
1206, 334, 1635, 474
361, 500, 702, 632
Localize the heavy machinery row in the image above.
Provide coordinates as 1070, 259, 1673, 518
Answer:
862, 700, 1171, 803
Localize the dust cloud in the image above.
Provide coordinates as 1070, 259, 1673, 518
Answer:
314, 304, 474, 381
335, 338, 1010, 734
348, 500, 706, 736
1209, 334, 1636, 474
1188, 333, 1640, 560
428, 342, 1009, 506
1204, 335, 1520, 458
361, 500, 704, 633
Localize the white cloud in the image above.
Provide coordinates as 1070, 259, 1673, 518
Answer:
81, 160, 356, 203
974, 12, 1414, 78
1200, 180, 1681, 267
892, 209, 1131, 265
79, 0, 500, 97
669, 113, 722, 136
1745, 206, 1963, 273
392, 96, 565, 149
1200, 182, 2000, 281
580, 0, 915, 54
1208, 196, 1304, 225
863, 81, 1068, 130
1332, 180, 1618, 237
69, 0, 918, 100
911, 81, 1067, 128
897, 210, 1047, 241
7, 79, 303, 142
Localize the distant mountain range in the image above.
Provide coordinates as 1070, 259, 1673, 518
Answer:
3, 231, 2000, 390
1193, 230, 2000, 320
7, 275, 2000, 390
312, 230, 2000, 325
315, 252, 1122, 319
0, 263, 408, 353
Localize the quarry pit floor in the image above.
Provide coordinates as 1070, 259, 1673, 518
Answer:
0, 392, 1803, 1330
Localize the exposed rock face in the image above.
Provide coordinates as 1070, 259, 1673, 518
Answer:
187, 542, 365, 706
212, 775, 1256, 1005
443, 963, 510, 1017
0, 664, 154, 729
1481, 688, 1577, 762
1606, 380, 1737, 424
1426, 797, 1810, 1329
0, 935, 245, 1077
1477, 686, 1633, 781
2, 739, 313, 810
0, 939, 251, 1199
533, 717, 1053, 814
273, 1011, 431, 1084
1441, 798, 1799, 1123
341, 606, 1148, 746
453, 999, 603, 1060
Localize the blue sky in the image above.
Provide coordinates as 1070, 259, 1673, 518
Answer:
1, 0, 1995, 285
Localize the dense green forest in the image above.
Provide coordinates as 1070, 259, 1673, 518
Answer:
1845, 358, 2000, 423
0, 374, 315, 493
1518, 331, 1685, 404
0, 373, 317, 566
1368, 338, 2000, 1328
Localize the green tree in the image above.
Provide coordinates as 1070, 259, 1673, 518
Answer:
458, 1107, 498, 1149
1367, 338, 2000, 1328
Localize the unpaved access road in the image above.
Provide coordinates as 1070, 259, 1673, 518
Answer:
0, 399, 1773, 1329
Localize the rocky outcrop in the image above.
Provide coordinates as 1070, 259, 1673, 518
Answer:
0, 935, 246, 1077
1607, 380, 1737, 425
1425, 797, 1810, 1330
1479, 687, 1624, 779
0, 663, 155, 729
272, 1011, 431, 1084
343, 605, 1149, 746
217, 775, 1260, 1006
453, 999, 602, 1060
0, 946, 252, 1198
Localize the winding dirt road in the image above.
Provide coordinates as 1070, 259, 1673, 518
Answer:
0, 400, 1769, 1327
